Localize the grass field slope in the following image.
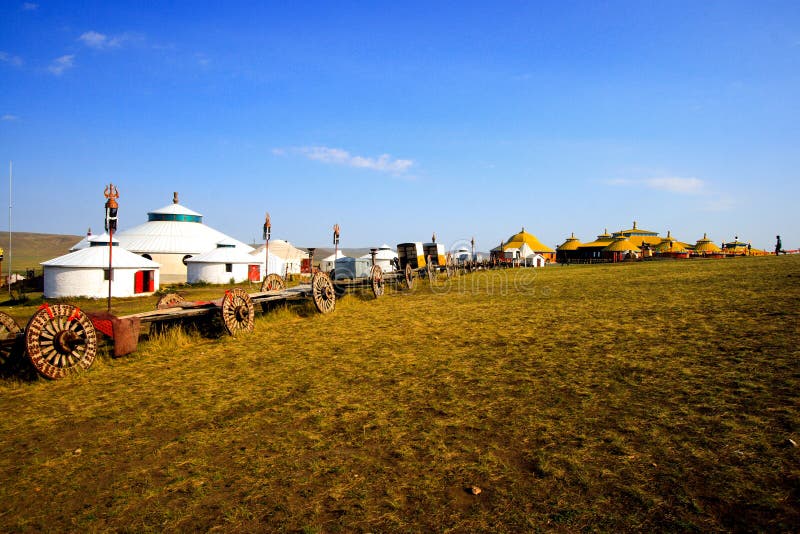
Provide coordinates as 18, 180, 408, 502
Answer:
0, 256, 798, 531
0, 232, 83, 273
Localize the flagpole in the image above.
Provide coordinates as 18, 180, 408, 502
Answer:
8, 161, 11, 296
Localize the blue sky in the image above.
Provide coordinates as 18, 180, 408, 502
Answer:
1, 1, 798, 251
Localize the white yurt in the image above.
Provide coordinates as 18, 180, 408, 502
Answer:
115, 192, 253, 283
358, 244, 398, 272
320, 250, 347, 272
250, 239, 308, 275
42, 234, 160, 298
186, 239, 265, 285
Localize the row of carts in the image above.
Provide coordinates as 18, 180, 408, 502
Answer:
0, 241, 463, 380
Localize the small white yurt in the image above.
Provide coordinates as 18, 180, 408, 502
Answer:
186, 239, 265, 284
320, 250, 347, 272
250, 239, 308, 275
42, 234, 160, 298
359, 244, 398, 272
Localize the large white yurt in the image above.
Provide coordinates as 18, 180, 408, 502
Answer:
358, 244, 398, 272
250, 239, 308, 275
115, 192, 253, 283
186, 240, 265, 284
42, 234, 160, 298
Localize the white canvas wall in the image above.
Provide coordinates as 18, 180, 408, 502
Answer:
186, 262, 257, 284
43, 266, 160, 299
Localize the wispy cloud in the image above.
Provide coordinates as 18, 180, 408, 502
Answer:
605, 176, 705, 195
78, 30, 140, 49
279, 146, 415, 175
21, 2, 38, 10
2, 114, 19, 121
0, 51, 24, 67
644, 177, 705, 194
48, 54, 75, 75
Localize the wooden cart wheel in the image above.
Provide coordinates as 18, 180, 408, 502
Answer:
25, 304, 97, 380
404, 264, 414, 290
261, 273, 285, 292
370, 264, 384, 298
222, 287, 254, 336
156, 293, 185, 310
312, 272, 336, 314
0, 311, 21, 366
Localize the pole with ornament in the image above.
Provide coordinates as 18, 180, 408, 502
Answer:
104, 184, 119, 312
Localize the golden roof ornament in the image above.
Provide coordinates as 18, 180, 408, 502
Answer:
173, 192, 179, 204
104, 183, 119, 209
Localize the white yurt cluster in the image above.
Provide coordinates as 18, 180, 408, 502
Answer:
250, 239, 308, 275
42, 234, 160, 298
186, 239, 263, 284
115, 192, 252, 283
358, 244, 398, 272
320, 250, 347, 272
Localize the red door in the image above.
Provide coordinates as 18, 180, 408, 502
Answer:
248, 264, 260, 282
134, 271, 144, 293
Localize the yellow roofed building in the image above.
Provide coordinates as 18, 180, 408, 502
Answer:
653, 231, 691, 258
574, 229, 615, 261
556, 232, 583, 263
693, 233, 723, 257
612, 221, 663, 248
602, 236, 641, 262
491, 227, 555, 264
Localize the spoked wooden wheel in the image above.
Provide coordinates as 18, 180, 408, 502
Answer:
261, 273, 285, 292
156, 293, 185, 310
312, 272, 336, 314
25, 304, 98, 380
222, 288, 255, 336
370, 264, 384, 298
404, 264, 414, 290
0, 311, 21, 366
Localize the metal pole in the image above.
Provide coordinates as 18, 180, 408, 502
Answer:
8, 161, 11, 296
104, 184, 119, 312
264, 212, 271, 280
108, 221, 113, 311
333, 224, 340, 271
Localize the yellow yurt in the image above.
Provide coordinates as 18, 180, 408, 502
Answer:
493, 227, 555, 263
693, 233, 722, 257
556, 232, 583, 263
602, 236, 641, 262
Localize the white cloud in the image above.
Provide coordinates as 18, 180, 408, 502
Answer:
644, 177, 705, 194
2, 114, 19, 121
294, 146, 414, 174
78, 30, 139, 49
606, 176, 705, 195
21, 2, 38, 10
48, 54, 75, 75
0, 51, 24, 67
79, 31, 109, 48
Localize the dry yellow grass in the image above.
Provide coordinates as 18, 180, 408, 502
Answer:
0, 256, 799, 532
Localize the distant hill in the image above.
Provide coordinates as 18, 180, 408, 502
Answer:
0, 232, 83, 273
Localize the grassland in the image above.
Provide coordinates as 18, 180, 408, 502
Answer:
0, 232, 82, 274
1, 256, 799, 532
